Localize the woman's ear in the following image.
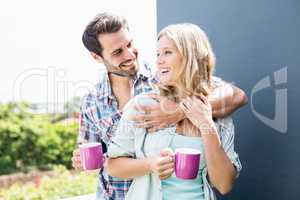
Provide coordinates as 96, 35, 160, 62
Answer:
91, 52, 103, 63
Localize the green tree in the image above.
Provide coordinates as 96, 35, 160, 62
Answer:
0, 102, 78, 175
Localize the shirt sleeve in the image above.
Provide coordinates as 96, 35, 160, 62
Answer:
215, 117, 242, 177
107, 98, 138, 158
210, 76, 230, 99
77, 94, 102, 144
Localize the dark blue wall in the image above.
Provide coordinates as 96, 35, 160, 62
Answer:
157, 0, 299, 199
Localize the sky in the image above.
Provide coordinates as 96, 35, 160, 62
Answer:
0, 0, 157, 109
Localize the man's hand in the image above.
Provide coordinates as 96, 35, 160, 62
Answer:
148, 148, 175, 180
72, 148, 83, 170
130, 94, 185, 132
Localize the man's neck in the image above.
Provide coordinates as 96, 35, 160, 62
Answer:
108, 72, 134, 110
109, 73, 133, 89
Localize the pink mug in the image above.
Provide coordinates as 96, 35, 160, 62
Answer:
79, 142, 104, 170
175, 148, 201, 179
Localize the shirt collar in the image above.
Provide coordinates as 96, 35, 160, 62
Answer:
135, 60, 152, 79
97, 59, 153, 99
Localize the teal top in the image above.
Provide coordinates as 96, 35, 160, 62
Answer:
162, 134, 205, 200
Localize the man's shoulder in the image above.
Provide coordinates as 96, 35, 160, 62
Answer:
212, 76, 224, 87
80, 81, 108, 111
80, 90, 97, 112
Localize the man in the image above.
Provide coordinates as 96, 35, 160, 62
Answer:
72, 13, 247, 200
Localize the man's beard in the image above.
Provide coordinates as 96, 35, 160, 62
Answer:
103, 59, 139, 79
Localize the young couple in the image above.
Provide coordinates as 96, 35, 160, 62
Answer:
72, 13, 247, 200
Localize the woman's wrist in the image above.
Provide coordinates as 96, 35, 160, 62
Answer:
199, 119, 221, 147
196, 118, 216, 133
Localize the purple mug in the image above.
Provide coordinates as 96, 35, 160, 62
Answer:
175, 148, 201, 179
79, 142, 104, 170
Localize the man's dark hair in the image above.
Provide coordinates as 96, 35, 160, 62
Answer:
82, 12, 129, 56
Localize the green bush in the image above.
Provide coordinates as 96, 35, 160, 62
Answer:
0, 102, 78, 174
0, 166, 97, 200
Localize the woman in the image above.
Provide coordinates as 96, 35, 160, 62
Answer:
106, 23, 241, 200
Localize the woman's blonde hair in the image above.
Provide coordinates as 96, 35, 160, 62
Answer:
157, 23, 215, 101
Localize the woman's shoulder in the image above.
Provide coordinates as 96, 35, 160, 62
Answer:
122, 92, 160, 117
129, 92, 159, 107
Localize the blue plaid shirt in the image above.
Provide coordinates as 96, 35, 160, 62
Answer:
78, 61, 154, 200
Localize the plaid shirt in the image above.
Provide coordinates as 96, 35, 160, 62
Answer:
78, 61, 154, 200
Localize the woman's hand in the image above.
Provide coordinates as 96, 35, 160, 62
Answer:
148, 148, 175, 180
179, 94, 215, 132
